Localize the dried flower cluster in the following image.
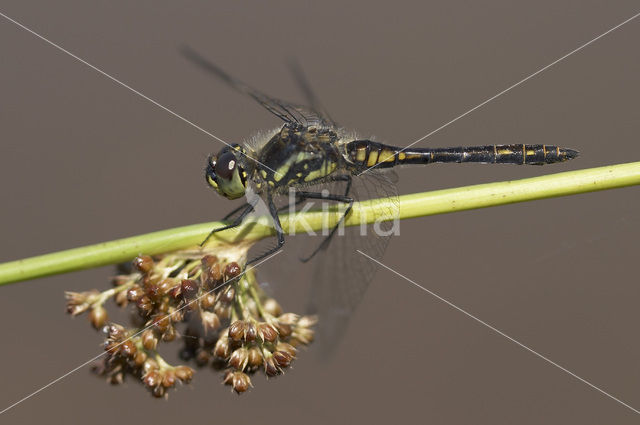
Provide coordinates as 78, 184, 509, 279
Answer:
65, 245, 316, 397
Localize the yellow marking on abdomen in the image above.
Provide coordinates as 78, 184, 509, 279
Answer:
355, 147, 367, 162
366, 150, 379, 167
380, 149, 395, 163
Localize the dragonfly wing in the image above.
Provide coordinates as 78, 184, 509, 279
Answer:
305, 169, 399, 357
286, 57, 337, 128
181, 47, 332, 129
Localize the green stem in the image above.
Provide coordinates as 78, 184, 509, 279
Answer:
1, 161, 639, 286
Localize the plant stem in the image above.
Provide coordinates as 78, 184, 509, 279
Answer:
1, 161, 639, 286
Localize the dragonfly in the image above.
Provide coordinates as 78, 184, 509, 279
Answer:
182, 47, 579, 347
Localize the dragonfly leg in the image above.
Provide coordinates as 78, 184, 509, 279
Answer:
200, 200, 257, 247
298, 175, 353, 262
247, 194, 285, 265
223, 202, 251, 220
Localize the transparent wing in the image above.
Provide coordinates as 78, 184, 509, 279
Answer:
305, 169, 399, 356
286, 57, 337, 128
181, 46, 332, 129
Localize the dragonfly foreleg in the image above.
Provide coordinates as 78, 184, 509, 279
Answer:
200, 199, 257, 247
246, 193, 285, 265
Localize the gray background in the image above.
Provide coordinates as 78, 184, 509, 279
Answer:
1, 1, 640, 423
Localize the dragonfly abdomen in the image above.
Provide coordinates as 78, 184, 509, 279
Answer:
346, 140, 579, 169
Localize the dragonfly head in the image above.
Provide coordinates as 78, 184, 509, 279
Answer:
205, 145, 248, 200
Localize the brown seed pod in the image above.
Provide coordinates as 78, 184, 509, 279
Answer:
152, 314, 171, 333
263, 356, 281, 377
201, 311, 221, 332
297, 315, 317, 328
275, 342, 297, 357
293, 327, 314, 344
142, 329, 158, 350
114, 290, 128, 307
174, 365, 194, 382
224, 262, 242, 279
228, 320, 246, 342
262, 298, 282, 316
162, 370, 176, 388
143, 370, 161, 388
119, 339, 137, 358
257, 322, 279, 343
195, 350, 211, 367
247, 346, 263, 368
158, 278, 177, 296
201, 255, 219, 269
201, 293, 216, 309
151, 385, 165, 398
244, 322, 257, 342
143, 358, 159, 374
134, 351, 147, 367
133, 255, 154, 273
214, 303, 231, 320
207, 263, 222, 283
223, 371, 251, 393
217, 286, 236, 304
275, 322, 292, 338
228, 347, 249, 370
89, 305, 108, 329
213, 337, 231, 359
162, 325, 176, 342
272, 350, 293, 368
181, 279, 199, 300
201, 255, 221, 285
278, 313, 299, 325
126, 286, 144, 302
136, 296, 153, 315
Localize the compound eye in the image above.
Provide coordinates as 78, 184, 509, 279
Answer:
215, 151, 237, 180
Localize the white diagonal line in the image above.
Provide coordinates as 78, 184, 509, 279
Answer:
358, 10, 640, 176
0, 11, 279, 175
357, 250, 640, 416
0, 250, 282, 415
